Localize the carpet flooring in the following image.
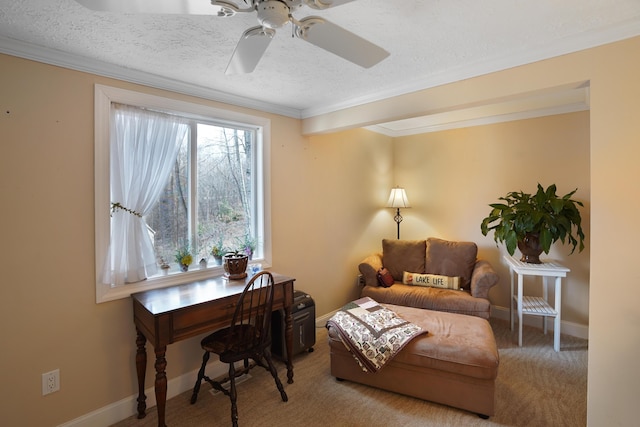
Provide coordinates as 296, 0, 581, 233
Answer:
112, 317, 588, 427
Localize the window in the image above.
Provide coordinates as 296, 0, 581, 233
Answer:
147, 121, 259, 269
94, 85, 271, 303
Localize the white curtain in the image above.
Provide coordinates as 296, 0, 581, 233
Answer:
103, 104, 189, 286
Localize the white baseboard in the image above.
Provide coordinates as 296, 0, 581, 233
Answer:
60, 306, 587, 426
315, 310, 337, 328
491, 305, 589, 340
58, 360, 229, 427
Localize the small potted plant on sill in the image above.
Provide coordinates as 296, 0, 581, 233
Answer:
175, 246, 193, 272
239, 234, 257, 260
211, 238, 226, 266
480, 183, 585, 263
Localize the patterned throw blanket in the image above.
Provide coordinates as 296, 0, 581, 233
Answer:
326, 297, 427, 373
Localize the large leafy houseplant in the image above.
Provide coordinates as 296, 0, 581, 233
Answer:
480, 184, 585, 262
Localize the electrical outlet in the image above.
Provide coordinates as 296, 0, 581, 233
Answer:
42, 369, 60, 395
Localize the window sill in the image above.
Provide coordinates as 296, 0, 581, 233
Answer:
96, 260, 269, 303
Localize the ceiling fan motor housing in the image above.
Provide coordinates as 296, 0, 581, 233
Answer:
258, 1, 291, 29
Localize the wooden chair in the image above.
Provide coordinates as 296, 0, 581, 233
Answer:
190, 271, 288, 426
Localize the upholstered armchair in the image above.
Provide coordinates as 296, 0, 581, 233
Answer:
358, 238, 499, 319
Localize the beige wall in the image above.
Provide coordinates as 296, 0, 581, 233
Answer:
393, 112, 590, 325
305, 36, 640, 427
271, 128, 393, 313
1, 35, 639, 426
0, 54, 393, 426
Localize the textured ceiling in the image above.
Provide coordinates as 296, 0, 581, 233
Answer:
1, 0, 640, 127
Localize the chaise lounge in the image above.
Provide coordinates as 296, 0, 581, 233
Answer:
327, 302, 500, 418
328, 237, 500, 417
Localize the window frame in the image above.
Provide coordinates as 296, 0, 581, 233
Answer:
94, 84, 272, 303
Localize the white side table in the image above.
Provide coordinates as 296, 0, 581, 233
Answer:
504, 256, 570, 352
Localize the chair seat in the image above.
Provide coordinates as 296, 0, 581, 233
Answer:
201, 324, 267, 362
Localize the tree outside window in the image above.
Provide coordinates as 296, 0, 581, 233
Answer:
146, 122, 259, 271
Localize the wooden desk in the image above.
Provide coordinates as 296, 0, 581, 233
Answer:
131, 273, 296, 427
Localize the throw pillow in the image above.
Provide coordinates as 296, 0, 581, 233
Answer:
382, 239, 426, 281
425, 238, 477, 289
402, 271, 460, 290
376, 268, 394, 287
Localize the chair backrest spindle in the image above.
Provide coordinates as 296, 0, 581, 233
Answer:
226, 271, 275, 352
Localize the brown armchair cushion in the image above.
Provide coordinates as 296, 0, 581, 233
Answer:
425, 238, 477, 289
382, 239, 426, 281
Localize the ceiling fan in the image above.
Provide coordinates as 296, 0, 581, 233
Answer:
75, 0, 390, 74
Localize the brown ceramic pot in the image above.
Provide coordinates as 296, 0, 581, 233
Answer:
517, 232, 544, 263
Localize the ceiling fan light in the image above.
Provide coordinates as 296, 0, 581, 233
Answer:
257, 0, 291, 29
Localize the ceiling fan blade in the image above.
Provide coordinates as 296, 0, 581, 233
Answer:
74, 0, 217, 14
296, 17, 389, 68
226, 26, 276, 75
303, 0, 358, 10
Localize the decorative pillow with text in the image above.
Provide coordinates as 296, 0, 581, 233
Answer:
402, 271, 460, 290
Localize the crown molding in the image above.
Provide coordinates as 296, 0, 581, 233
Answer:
0, 36, 302, 119
366, 103, 589, 137
367, 85, 590, 136
2, 15, 639, 123
301, 17, 640, 119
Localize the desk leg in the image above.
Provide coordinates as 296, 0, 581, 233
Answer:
284, 302, 294, 384
135, 329, 147, 419
154, 346, 168, 427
